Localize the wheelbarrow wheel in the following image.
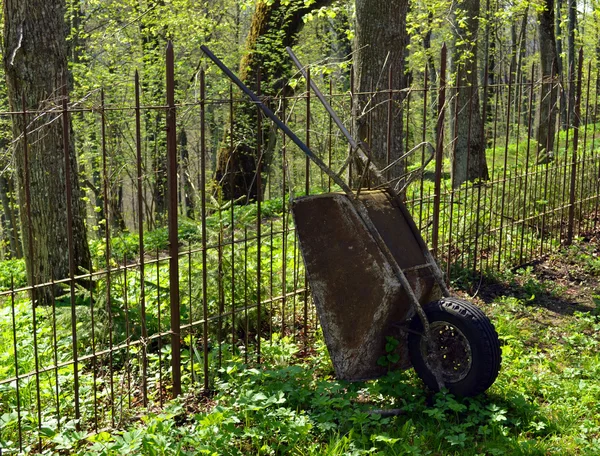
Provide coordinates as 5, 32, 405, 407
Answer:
408, 297, 501, 397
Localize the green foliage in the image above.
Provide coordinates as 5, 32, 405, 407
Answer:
0, 259, 27, 291
377, 336, 400, 368
26, 282, 600, 455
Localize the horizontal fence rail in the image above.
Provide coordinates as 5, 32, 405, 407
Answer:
0, 43, 599, 453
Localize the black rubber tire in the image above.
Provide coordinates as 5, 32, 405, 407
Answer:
408, 297, 501, 397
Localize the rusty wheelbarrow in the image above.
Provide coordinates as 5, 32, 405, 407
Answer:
201, 45, 501, 397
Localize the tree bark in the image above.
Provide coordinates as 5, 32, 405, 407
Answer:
3, 0, 91, 304
451, 0, 489, 187
536, 0, 560, 161
214, 0, 334, 201
352, 0, 410, 186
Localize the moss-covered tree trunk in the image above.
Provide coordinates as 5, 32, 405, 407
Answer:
4, 0, 91, 304
214, 0, 333, 201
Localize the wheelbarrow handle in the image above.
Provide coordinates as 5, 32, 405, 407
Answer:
286, 46, 360, 152
200, 45, 353, 197
286, 47, 397, 199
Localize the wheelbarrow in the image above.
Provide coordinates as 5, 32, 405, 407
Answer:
201, 46, 501, 397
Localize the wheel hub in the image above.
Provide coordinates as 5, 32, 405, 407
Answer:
421, 321, 473, 383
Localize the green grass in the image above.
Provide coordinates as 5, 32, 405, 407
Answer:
25, 238, 599, 456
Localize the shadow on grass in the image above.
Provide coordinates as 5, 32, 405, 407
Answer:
451, 264, 596, 317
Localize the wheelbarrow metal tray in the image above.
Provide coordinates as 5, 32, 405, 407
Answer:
292, 189, 441, 381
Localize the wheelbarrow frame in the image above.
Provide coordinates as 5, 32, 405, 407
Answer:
201, 45, 500, 395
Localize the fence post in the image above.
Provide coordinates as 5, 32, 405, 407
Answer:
567, 48, 584, 245
166, 41, 181, 397
431, 44, 446, 257
134, 71, 148, 406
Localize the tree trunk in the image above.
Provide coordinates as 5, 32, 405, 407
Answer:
536, 0, 560, 161
451, 0, 489, 187
3, 0, 91, 304
214, 0, 333, 201
353, 0, 410, 186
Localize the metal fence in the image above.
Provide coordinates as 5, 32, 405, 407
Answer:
1, 42, 599, 453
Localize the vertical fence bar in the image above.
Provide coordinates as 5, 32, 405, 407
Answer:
166, 41, 181, 397
123, 255, 131, 408
229, 83, 236, 351
303, 68, 310, 348
269, 220, 274, 339
447, 66, 461, 279
579, 61, 592, 235
591, 74, 600, 232
567, 49, 584, 244
88, 269, 98, 431
21, 93, 42, 446
305, 67, 311, 196
156, 248, 164, 406
61, 80, 81, 428
539, 64, 555, 257
432, 44, 446, 257
187, 242, 194, 383
256, 68, 263, 364
419, 65, 428, 232
405, 87, 411, 178
134, 70, 148, 406
387, 66, 393, 177
244, 227, 249, 361
462, 74, 474, 272
281, 96, 288, 336
559, 76, 572, 245
100, 89, 115, 426
292, 228, 298, 342
485, 80, 501, 272
328, 79, 333, 192
473, 52, 491, 274
10, 279, 22, 452
509, 72, 524, 267
519, 65, 536, 264
218, 229, 224, 367
50, 274, 60, 430
497, 61, 514, 270
200, 69, 210, 390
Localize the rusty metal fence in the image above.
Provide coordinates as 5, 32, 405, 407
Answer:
0, 42, 599, 453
